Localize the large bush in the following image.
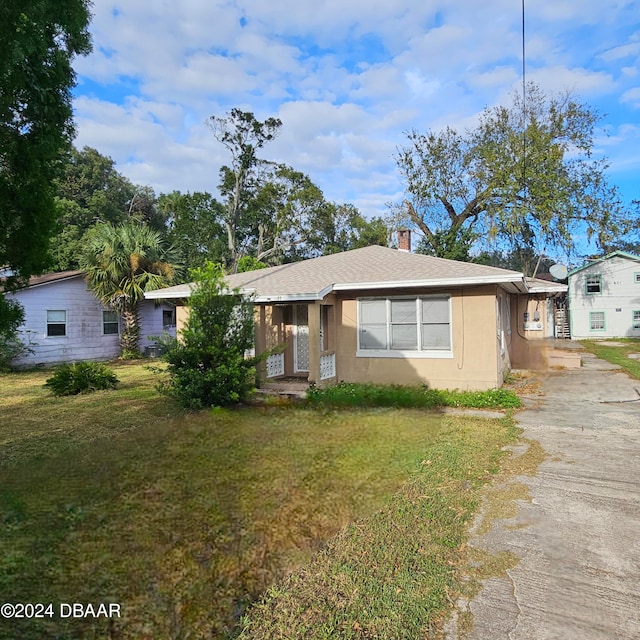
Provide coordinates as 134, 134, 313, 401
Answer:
0, 297, 30, 371
160, 262, 256, 409
45, 361, 119, 396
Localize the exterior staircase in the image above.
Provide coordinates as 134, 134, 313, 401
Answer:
554, 304, 571, 339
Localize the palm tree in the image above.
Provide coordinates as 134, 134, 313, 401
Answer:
80, 223, 181, 357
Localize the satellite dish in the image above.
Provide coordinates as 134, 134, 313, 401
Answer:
549, 263, 568, 280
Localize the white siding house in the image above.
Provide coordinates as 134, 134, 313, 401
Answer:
7, 271, 177, 367
568, 251, 640, 339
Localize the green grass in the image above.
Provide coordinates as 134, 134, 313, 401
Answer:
0, 364, 446, 639
307, 382, 522, 409
239, 416, 518, 639
580, 338, 640, 379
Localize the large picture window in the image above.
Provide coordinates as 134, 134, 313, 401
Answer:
358, 296, 451, 356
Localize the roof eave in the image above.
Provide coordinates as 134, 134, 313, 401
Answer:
144, 287, 193, 300
333, 275, 526, 292
252, 284, 334, 303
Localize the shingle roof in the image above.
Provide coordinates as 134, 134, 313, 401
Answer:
146, 246, 528, 301
3, 270, 85, 289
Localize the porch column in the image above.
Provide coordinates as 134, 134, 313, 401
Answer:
308, 301, 321, 384
255, 306, 267, 378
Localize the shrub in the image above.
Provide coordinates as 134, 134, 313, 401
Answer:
45, 361, 119, 396
0, 297, 31, 371
0, 335, 32, 372
159, 262, 256, 409
306, 382, 521, 409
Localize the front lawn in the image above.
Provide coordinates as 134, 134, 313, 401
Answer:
0, 364, 517, 639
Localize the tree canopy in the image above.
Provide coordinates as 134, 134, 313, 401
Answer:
210, 109, 283, 271
160, 190, 228, 272
395, 84, 632, 266
0, 0, 91, 332
51, 147, 166, 270
0, 1, 91, 279
210, 109, 389, 268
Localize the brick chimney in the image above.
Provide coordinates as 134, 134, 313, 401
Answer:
397, 229, 411, 252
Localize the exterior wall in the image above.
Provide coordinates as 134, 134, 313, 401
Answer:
138, 301, 177, 352
176, 304, 190, 336
10, 276, 120, 366
510, 295, 553, 370
517, 295, 554, 339
9, 276, 175, 366
334, 286, 501, 391
569, 256, 640, 339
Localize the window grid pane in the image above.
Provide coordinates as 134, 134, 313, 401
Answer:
103, 311, 119, 335
390, 299, 417, 350
586, 275, 601, 294
589, 312, 605, 331
360, 300, 386, 324
162, 309, 176, 327
47, 310, 66, 323
47, 310, 66, 337
421, 297, 451, 350
391, 324, 417, 350
633, 310, 640, 330
390, 299, 416, 323
422, 297, 449, 323
421, 324, 451, 350
360, 324, 387, 349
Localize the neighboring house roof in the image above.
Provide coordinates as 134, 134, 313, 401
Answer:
2, 270, 84, 291
23, 270, 84, 288
568, 251, 640, 277
145, 245, 549, 303
525, 277, 568, 295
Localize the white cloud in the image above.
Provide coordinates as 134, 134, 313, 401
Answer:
70, 0, 640, 218
600, 41, 640, 62
621, 86, 640, 107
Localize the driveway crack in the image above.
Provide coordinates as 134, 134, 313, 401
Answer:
506, 566, 522, 639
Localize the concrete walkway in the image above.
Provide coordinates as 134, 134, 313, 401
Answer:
447, 352, 640, 639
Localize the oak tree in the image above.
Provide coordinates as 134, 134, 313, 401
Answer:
395, 84, 631, 265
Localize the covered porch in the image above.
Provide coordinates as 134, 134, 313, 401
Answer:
254, 298, 337, 386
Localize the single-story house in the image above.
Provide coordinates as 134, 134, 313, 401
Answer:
6, 270, 177, 367
568, 251, 640, 339
145, 243, 567, 391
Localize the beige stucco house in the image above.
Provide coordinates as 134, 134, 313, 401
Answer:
145, 245, 566, 391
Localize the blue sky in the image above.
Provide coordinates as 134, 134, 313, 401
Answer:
72, 0, 640, 255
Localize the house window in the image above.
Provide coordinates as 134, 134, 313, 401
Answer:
635, 273, 640, 284
162, 309, 176, 328
585, 274, 602, 294
103, 310, 119, 335
358, 296, 451, 355
633, 311, 640, 330
47, 310, 67, 337
589, 311, 605, 331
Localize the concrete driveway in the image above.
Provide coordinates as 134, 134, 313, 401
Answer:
446, 350, 640, 639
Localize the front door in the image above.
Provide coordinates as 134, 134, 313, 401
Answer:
293, 304, 309, 373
